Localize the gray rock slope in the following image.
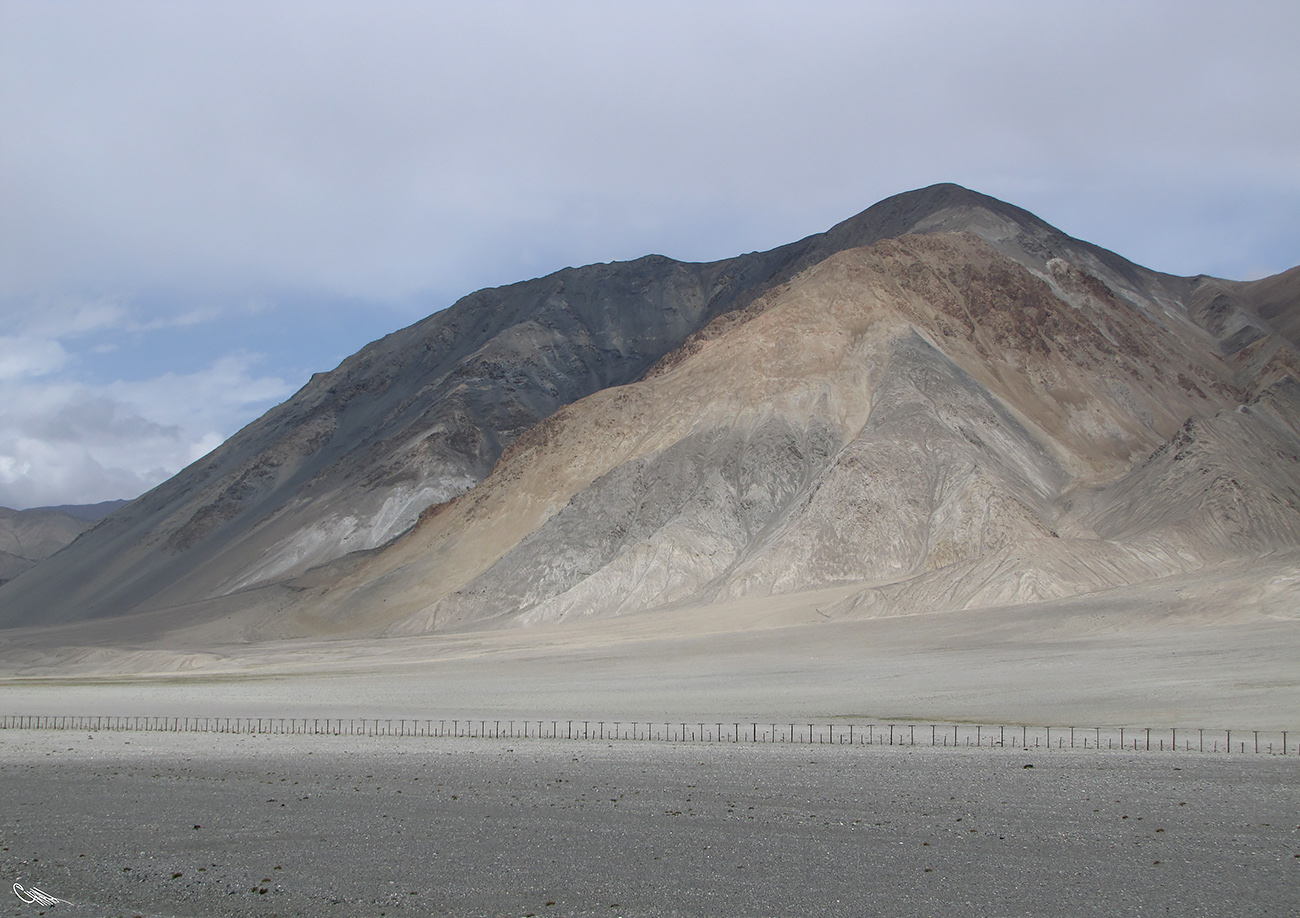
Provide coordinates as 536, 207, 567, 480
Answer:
0, 501, 125, 586
0, 507, 95, 586
1, 184, 1297, 637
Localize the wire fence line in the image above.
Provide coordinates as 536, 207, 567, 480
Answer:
0, 715, 1294, 755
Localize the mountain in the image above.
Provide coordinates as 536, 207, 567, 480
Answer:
0, 504, 114, 586
332, 233, 1300, 637
1, 184, 1297, 643
36, 499, 133, 522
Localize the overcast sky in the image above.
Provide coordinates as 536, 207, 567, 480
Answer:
1, 1, 1297, 509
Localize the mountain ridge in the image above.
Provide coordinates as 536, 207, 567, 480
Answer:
340, 229, 1293, 637
1, 184, 1297, 644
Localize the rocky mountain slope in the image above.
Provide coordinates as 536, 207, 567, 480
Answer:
1, 184, 1297, 641
320, 232, 1298, 637
0, 501, 124, 586
0, 508, 90, 586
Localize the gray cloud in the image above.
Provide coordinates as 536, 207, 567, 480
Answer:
21, 395, 181, 444
4, 1, 1296, 297
0, 355, 291, 508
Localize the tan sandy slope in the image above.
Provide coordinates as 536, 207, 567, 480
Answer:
1, 557, 1296, 728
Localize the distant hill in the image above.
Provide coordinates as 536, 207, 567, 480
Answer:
0, 501, 127, 585
0, 184, 1296, 642
35, 499, 132, 522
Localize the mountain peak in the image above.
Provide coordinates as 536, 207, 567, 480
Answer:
1, 187, 1295, 642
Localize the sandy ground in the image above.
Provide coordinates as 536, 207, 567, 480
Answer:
2, 584, 1298, 916
1, 583, 1298, 730
2, 731, 1297, 918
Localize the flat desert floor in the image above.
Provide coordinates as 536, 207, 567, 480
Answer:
2, 575, 1298, 729
2, 579, 1299, 917
2, 732, 1298, 918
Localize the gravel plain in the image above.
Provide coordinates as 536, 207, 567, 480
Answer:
2, 731, 1297, 918
3, 588, 1298, 917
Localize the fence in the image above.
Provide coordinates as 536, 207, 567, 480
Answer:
0, 715, 1294, 755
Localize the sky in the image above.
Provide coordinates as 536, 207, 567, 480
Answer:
1, 1, 1297, 509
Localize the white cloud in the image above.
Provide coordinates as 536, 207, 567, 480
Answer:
105, 353, 293, 428
0, 292, 226, 347
0, 455, 32, 485
187, 432, 225, 464
0, 354, 292, 509
12, 296, 128, 339
125, 306, 225, 333
0, 337, 69, 380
